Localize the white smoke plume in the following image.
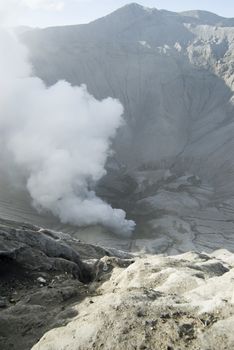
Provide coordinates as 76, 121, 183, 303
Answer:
0, 27, 135, 235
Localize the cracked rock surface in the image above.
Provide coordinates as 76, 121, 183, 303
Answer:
32, 250, 234, 350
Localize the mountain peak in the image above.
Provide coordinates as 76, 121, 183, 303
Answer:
122, 3, 148, 10
123, 2, 143, 8
113, 2, 156, 15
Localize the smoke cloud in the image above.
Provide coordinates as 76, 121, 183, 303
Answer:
0, 27, 135, 235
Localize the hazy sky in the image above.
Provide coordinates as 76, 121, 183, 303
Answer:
4, 0, 234, 27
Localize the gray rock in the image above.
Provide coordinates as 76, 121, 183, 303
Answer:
0, 217, 134, 350
0, 297, 7, 308
0, 224, 91, 283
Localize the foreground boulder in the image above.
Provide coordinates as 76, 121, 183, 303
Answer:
32, 250, 234, 350
0, 222, 90, 283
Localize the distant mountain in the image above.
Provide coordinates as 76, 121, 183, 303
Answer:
21, 3, 234, 165
180, 9, 234, 26
8, 3, 234, 253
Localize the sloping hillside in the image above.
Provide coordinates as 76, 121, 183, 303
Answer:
3, 3, 233, 254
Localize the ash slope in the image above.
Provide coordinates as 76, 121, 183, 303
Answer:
11, 3, 234, 253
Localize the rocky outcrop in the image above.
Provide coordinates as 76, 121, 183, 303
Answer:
32, 250, 234, 350
0, 218, 132, 350
0, 223, 90, 283
1, 217, 233, 350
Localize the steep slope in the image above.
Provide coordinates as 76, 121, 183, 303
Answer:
3, 3, 234, 253
21, 4, 234, 167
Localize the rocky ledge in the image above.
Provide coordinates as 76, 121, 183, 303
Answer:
32, 250, 234, 350
0, 218, 132, 350
0, 218, 234, 350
